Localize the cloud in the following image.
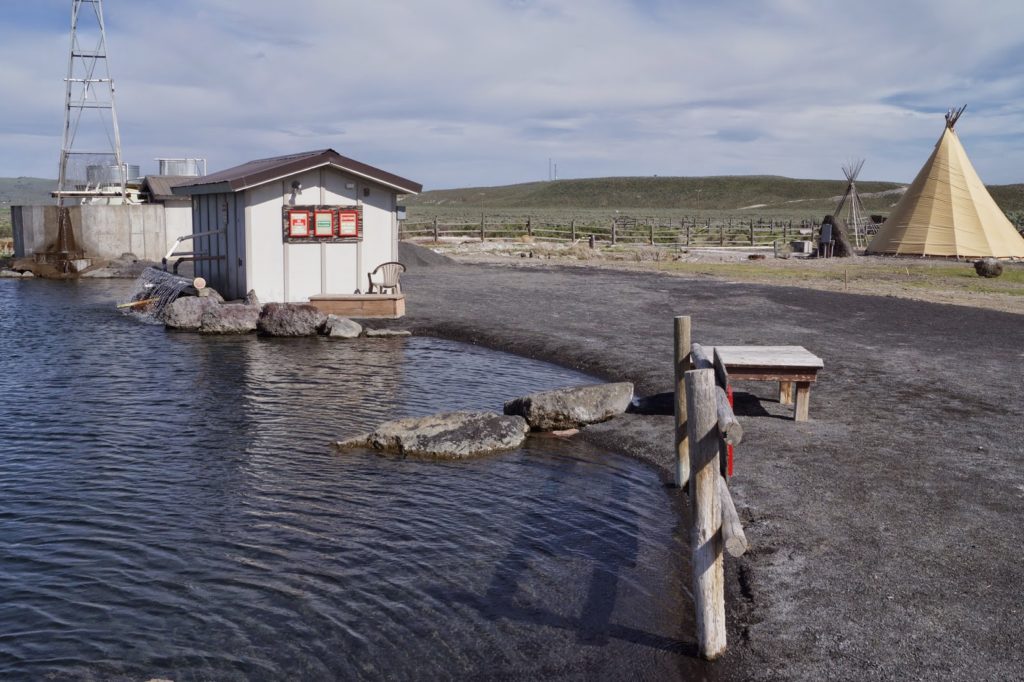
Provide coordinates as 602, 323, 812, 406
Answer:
1, 0, 1022, 187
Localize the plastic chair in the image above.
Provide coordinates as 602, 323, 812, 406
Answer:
367, 262, 406, 293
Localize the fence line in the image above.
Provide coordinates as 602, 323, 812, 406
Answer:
400, 214, 830, 247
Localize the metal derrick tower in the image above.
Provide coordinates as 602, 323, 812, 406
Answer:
57, 0, 126, 204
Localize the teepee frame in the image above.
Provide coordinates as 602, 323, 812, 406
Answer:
832, 159, 868, 248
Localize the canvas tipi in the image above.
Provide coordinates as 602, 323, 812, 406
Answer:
867, 107, 1024, 259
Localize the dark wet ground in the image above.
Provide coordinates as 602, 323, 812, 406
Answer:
399, 248, 1024, 681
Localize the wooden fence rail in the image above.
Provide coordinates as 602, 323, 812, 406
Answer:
401, 215, 823, 248
674, 315, 749, 661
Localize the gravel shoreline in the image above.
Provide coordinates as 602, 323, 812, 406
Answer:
398, 244, 1023, 681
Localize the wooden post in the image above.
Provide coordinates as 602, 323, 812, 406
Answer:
686, 220, 691, 246
674, 316, 691, 489
480, 213, 486, 242
571, 219, 577, 242
685, 368, 726, 660
779, 381, 794, 405
650, 220, 655, 245
784, 221, 789, 240
527, 216, 533, 238
794, 381, 812, 421
611, 219, 617, 245
433, 217, 439, 242
749, 221, 755, 246
719, 223, 725, 246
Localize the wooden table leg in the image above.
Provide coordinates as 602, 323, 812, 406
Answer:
779, 381, 794, 405
794, 381, 811, 421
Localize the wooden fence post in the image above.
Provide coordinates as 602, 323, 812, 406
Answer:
433, 217, 439, 242
674, 316, 691, 488
480, 213, 486, 242
685, 367, 726, 660
719, 222, 725, 246
571, 219, 577, 242
686, 220, 691, 246
611, 219, 618, 245
650, 220, 655, 246
527, 216, 533, 238
749, 221, 755, 246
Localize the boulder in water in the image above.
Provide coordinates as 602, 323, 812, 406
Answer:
161, 296, 220, 330
504, 382, 634, 431
335, 411, 529, 459
199, 303, 260, 334
257, 302, 327, 336
324, 315, 362, 339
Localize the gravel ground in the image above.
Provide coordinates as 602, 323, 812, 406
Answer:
397, 244, 1024, 681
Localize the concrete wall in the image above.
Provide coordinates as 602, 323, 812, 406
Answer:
242, 166, 400, 303
12, 203, 193, 262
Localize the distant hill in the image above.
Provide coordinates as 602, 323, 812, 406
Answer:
405, 176, 1024, 216
0, 177, 56, 206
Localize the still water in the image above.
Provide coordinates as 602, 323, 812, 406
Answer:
0, 280, 695, 680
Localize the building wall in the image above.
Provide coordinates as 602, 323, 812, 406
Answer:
243, 166, 399, 303
12, 203, 194, 262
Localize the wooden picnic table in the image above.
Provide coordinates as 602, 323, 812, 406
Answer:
706, 346, 824, 421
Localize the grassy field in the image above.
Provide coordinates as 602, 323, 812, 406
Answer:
403, 175, 1024, 227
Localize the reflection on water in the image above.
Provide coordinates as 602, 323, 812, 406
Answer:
0, 280, 699, 680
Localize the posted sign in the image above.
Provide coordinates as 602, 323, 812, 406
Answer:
338, 210, 359, 237
288, 210, 311, 237
314, 210, 334, 237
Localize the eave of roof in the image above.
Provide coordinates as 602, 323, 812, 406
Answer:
171, 149, 422, 196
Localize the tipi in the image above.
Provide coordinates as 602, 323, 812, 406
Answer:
867, 107, 1024, 259
833, 159, 868, 247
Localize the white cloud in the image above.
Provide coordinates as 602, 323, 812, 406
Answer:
1, 0, 1022, 187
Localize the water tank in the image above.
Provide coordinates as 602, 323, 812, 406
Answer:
86, 163, 141, 187
157, 158, 206, 177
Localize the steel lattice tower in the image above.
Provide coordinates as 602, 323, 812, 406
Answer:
57, 0, 126, 205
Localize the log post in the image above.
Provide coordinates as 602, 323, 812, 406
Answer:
750, 221, 755, 245
480, 213, 486, 242
433, 217, 439, 242
611, 219, 618, 245
686, 220, 691, 246
571, 219, 576, 242
527, 216, 533, 238
674, 315, 691, 488
719, 223, 725, 246
650, 221, 655, 246
685, 368, 727, 660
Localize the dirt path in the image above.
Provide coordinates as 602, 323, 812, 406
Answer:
398, 247, 1024, 681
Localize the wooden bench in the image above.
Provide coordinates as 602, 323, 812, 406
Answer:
705, 346, 823, 421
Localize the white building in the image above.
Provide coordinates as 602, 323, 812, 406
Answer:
171, 149, 421, 307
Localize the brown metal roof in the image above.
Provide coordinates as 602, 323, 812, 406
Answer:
141, 175, 195, 201
170, 149, 422, 196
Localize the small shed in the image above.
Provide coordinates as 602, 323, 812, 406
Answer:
171, 149, 421, 308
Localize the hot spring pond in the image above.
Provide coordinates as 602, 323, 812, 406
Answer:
0, 279, 699, 680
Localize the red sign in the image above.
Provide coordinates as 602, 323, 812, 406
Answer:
338, 210, 359, 237
288, 210, 311, 237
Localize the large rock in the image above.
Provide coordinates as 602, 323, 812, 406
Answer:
161, 295, 219, 330
974, 258, 1003, 278
335, 411, 529, 459
199, 303, 260, 334
324, 315, 363, 339
258, 302, 327, 336
504, 382, 634, 431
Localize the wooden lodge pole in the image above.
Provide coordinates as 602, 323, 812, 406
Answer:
685, 367, 727, 659
717, 475, 748, 558
674, 315, 692, 488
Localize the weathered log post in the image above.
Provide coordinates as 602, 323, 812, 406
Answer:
433, 217, 439, 242
717, 475, 748, 557
527, 216, 533, 238
674, 315, 692, 488
480, 214, 486, 242
686, 220, 691, 246
571, 219, 577, 242
611, 219, 618, 245
749, 221, 755, 245
719, 223, 725, 246
650, 220, 655, 246
685, 367, 727, 660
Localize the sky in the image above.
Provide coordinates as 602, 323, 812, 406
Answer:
1, 0, 1023, 190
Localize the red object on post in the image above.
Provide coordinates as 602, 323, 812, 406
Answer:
727, 385, 735, 477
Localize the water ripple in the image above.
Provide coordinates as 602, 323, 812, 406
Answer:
0, 279, 694, 680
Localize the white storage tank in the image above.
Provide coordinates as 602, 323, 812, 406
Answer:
157, 158, 207, 177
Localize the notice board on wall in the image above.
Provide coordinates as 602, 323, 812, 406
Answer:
282, 205, 363, 243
